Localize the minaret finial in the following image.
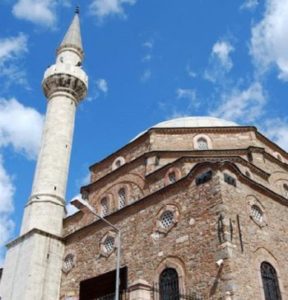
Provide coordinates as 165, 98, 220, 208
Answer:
75, 5, 80, 15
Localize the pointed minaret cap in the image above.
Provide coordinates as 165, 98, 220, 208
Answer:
57, 7, 83, 59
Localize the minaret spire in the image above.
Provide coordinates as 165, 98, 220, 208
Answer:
57, 7, 83, 60
0, 10, 88, 300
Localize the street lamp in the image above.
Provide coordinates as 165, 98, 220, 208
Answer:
72, 198, 121, 300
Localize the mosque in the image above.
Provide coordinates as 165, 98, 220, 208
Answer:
0, 9, 288, 300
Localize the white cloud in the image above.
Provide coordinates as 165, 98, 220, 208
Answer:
250, 0, 288, 80
96, 78, 109, 94
241, 0, 259, 10
212, 82, 266, 123
176, 88, 196, 101
204, 40, 234, 82
212, 40, 234, 71
263, 118, 288, 151
12, 0, 58, 28
0, 98, 44, 159
89, 0, 137, 20
0, 33, 29, 88
140, 69, 151, 82
0, 155, 15, 265
0, 98, 43, 264
186, 64, 197, 78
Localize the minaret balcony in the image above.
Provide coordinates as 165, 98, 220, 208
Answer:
42, 63, 88, 101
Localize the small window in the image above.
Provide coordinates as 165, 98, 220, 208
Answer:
155, 155, 160, 166
224, 173, 236, 187
197, 138, 208, 150
168, 171, 176, 183
112, 156, 125, 170
160, 211, 174, 228
118, 188, 126, 209
276, 154, 282, 162
103, 236, 115, 253
63, 254, 74, 273
283, 184, 288, 198
245, 171, 251, 178
100, 197, 108, 217
115, 159, 122, 168
196, 170, 212, 185
251, 205, 263, 222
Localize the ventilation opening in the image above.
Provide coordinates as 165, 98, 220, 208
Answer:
196, 170, 212, 185
224, 173, 236, 187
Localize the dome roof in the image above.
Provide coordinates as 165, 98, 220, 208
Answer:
152, 116, 238, 128
131, 116, 238, 141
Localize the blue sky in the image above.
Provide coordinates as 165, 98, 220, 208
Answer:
0, 0, 288, 263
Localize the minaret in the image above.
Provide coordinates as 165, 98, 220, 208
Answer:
0, 9, 88, 300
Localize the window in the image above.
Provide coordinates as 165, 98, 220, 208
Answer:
245, 171, 251, 178
224, 173, 236, 187
168, 171, 177, 184
251, 205, 263, 222
118, 188, 126, 209
197, 138, 208, 150
155, 155, 160, 166
103, 236, 115, 253
115, 159, 122, 168
196, 170, 212, 185
63, 254, 74, 273
261, 262, 281, 300
283, 184, 288, 198
159, 268, 180, 300
160, 211, 174, 229
100, 197, 108, 217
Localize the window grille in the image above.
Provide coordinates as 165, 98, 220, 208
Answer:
168, 171, 176, 183
251, 205, 263, 222
159, 268, 180, 300
101, 197, 108, 217
261, 262, 282, 300
196, 170, 212, 185
118, 188, 126, 208
197, 138, 208, 150
224, 173, 236, 187
104, 236, 115, 253
63, 254, 74, 272
161, 211, 174, 228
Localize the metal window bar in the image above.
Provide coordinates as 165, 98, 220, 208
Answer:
152, 284, 202, 300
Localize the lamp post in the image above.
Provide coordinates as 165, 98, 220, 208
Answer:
72, 198, 121, 300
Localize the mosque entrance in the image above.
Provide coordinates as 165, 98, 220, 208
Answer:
79, 267, 127, 300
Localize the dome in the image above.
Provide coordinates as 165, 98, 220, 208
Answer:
131, 116, 238, 141
152, 116, 238, 128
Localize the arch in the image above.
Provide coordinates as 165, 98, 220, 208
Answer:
154, 257, 186, 296
193, 134, 212, 150
100, 197, 109, 217
164, 167, 181, 186
159, 268, 180, 300
112, 156, 126, 170
261, 262, 282, 300
253, 247, 284, 300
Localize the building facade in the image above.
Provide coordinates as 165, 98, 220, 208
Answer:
62, 117, 288, 300
1, 9, 288, 300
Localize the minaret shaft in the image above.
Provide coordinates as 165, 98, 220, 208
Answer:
21, 93, 77, 236
0, 11, 87, 300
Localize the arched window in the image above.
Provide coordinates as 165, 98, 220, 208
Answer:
159, 268, 180, 300
251, 205, 263, 222
168, 171, 176, 184
261, 262, 281, 300
100, 197, 108, 217
118, 188, 126, 209
197, 138, 208, 150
